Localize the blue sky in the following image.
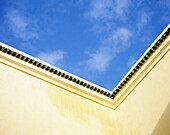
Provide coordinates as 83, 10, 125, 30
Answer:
0, 0, 169, 90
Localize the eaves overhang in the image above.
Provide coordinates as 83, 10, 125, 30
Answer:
0, 24, 170, 110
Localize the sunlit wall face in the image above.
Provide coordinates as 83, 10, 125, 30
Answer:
0, 25, 170, 135
0, 32, 170, 135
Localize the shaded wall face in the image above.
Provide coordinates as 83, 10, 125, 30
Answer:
0, 51, 169, 135
115, 50, 170, 135
151, 103, 170, 135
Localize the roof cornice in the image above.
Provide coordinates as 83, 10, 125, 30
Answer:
0, 43, 112, 96
0, 24, 169, 109
112, 25, 170, 97
112, 24, 170, 99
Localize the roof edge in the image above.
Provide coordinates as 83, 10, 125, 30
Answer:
112, 24, 170, 106
0, 24, 169, 110
0, 42, 116, 109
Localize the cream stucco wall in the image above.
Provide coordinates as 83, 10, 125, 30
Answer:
0, 46, 169, 135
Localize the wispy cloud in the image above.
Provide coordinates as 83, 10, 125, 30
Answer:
6, 9, 38, 40
37, 50, 65, 66
87, 46, 114, 71
86, 0, 130, 21
136, 11, 150, 30
87, 28, 132, 71
84, 0, 133, 72
128, 56, 136, 68
115, 0, 130, 19
86, 0, 114, 20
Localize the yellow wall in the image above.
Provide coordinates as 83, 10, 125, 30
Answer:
0, 48, 169, 135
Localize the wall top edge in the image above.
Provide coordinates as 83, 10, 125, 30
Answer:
0, 24, 169, 103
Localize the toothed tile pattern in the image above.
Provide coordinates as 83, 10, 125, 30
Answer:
0, 27, 169, 100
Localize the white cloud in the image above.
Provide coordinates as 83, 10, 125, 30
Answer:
86, 0, 114, 20
137, 11, 150, 30
87, 46, 114, 71
83, 0, 134, 72
115, 0, 130, 18
105, 28, 132, 51
128, 56, 136, 68
7, 9, 38, 40
37, 50, 65, 66
84, 0, 132, 72
86, 0, 130, 21
85, 0, 132, 72
87, 28, 132, 71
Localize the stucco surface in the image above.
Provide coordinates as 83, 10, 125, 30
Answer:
0, 50, 169, 135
